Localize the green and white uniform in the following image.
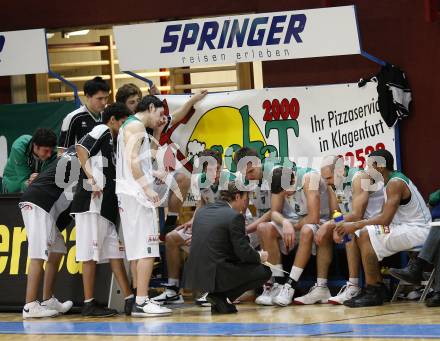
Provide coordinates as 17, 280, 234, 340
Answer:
194, 170, 235, 204
249, 159, 281, 218
272, 167, 330, 255
277, 167, 330, 221
116, 115, 159, 261
364, 172, 431, 261
341, 167, 384, 219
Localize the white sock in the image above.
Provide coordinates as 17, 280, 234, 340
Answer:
84, 298, 94, 303
136, 296, 148, 305
124, 294, 134, 300
271, 264, 284, 278
289, 266, 303, 282
168, 278, 180, 287
317, 278, 328, 287
349, 278, 359, 286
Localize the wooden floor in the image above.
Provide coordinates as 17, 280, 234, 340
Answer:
0, 301, 439, 340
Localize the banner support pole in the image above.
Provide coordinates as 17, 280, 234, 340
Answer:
48, 70, 81, 108
361, 51, 386, 66
44, 30, 81, 108
123, 71, 153, 88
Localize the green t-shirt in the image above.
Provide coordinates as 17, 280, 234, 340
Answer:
2, 135, 57, 193
429, 189, 440, 207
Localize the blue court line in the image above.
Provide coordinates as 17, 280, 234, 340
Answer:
1, 322, 440, 338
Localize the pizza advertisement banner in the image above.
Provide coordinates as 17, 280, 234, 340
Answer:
156, 82, 396, 205
159, 82, 395, 170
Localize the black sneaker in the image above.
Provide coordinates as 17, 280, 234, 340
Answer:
344, 285, 383, 308
389, 259, 424, 285
81, 300, 118, 317
378, 282, 391, 302
343, 287, 366, 306
426, 292, 440, 307
124, 296, 135, 316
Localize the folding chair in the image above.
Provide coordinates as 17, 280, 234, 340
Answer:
391, 221, 440, 303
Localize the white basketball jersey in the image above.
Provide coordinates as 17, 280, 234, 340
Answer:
341, 168, 384, 219
251, 186, 271, 217
385, 172, 431, 228
197, 170, 233, 204
283, 168, 330, 220
115, 116, 154, 206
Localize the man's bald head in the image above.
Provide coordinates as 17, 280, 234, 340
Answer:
320, 155, 345, 187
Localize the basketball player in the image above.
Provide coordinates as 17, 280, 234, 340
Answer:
58, 77, 110, 155
257, 166, 338, 306
339, 149, 431, 307
71, 103, 133, 317
20, 147, 78, 318
115, 95, 172, 317
317, 156, 384, 304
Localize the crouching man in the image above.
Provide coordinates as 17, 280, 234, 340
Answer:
183, 181, 271, 314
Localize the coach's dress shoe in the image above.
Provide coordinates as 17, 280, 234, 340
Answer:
344, 285, 383, 308
426, 292, 440, 307
389, 258, 424, 285
207, 294, 236, 314
211, 303, 237, 314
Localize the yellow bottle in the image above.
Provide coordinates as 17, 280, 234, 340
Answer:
332, 210, 343, 225
332, 210, 351, 243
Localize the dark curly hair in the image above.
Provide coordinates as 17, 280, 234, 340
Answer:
32, 128, 57, 147
83, 76, 110, 96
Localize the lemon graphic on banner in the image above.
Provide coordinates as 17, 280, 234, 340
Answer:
188, 105, 266, 159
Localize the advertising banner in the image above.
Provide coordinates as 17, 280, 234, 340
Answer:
160, 82, 395, 171
0, 29, 49, 76
114, 6, 361, 70
0, 195, 111, 308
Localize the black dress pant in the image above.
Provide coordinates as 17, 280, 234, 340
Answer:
215, 264, 271, 301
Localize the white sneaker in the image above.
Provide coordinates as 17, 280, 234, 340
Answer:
255, 283, 282, 306
151, 289, 184, 305
41, 297, 73, 314
132, 299, 172, 317
272, 284, 295, 307
328, 282, 361, 305
294, 284, 331, 305
196, 293, 211, 307
23, 301, 59, 319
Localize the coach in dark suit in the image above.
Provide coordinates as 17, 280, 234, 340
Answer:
184, 181, 271, 314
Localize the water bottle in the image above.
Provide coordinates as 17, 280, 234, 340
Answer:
332, 210, 351, 243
